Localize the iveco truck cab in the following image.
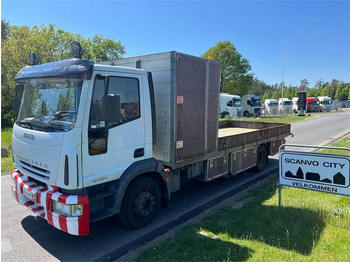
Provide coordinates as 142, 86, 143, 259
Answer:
10, 42, 291, 236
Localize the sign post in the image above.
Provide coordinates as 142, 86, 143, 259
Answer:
279, 144, 350, 209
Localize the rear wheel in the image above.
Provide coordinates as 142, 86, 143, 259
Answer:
118, 177, 161, 228
244, 111, 250, 117
254, 145, 268, 172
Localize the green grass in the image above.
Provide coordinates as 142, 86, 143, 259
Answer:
317, 136, 350, 156
1, 128, 15, 172
134, 136, 350, 262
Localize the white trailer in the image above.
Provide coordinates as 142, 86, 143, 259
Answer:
219, 93, 243, 118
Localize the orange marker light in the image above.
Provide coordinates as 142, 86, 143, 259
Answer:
208, 56, 213, 60
164, 168, 171, 173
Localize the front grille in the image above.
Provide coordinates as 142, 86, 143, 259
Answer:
19, 160, 50, 180
254, 108, 261, 115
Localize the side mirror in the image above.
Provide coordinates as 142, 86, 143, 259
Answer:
15, 84, 24, 94
247, 100, 251, 105
102, 94, 120, 123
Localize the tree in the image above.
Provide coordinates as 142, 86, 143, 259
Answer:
202, 41, 254, 95
250, 79, 271, 97
314, 79, 323, 89
1, 22, 126, 128
300, 79, 309, 88
1, 20, 10, 41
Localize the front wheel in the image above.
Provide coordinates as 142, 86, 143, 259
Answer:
118, 177, 161, 228
244, 111, 250, 117
254, 145, 268, 172
221, 112, 229, 119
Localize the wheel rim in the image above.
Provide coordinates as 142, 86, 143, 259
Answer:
134, 190, 156, 217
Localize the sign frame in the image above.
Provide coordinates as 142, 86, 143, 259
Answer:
279, 144, 350, 208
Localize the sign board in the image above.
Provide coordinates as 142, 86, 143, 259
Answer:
279, 146, 350, 197
298, 85, 307, 116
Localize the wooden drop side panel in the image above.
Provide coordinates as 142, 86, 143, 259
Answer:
176, 56, 206, 161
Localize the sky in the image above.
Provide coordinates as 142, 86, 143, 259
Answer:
2, 0, 350, 88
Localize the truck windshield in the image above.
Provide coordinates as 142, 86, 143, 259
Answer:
251, 98, 261, 107
232, 99, 242, 107
268, 102, 278, 106
311, 100, 319, 105
283, 101, 292, 106
16, 78, 83, 132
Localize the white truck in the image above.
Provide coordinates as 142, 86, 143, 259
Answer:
241, 95, 262, 117
11, 42, 291, 235
318, 96, 332, 112
278, 98, 293, 115
292, 97, 299, 113
219, 93, 243, 118
264, 99, 279, 115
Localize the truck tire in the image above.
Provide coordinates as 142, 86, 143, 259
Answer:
254, 145, 268, 172
118, 176, 161, 228
221, 112, 229, 119
244, 111, 250, 117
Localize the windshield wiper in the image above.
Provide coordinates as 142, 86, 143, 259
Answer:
17, 120, 33, 129
36, 125, 64, 132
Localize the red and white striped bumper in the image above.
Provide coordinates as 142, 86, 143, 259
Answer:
11, 170, 90, 236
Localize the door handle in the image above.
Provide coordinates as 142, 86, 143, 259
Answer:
134, 148, 144, 158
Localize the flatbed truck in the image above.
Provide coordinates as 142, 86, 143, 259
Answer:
11, 43, 291, 235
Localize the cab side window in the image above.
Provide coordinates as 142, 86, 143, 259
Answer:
88, 75, 140, 155
109, 77, 140, 124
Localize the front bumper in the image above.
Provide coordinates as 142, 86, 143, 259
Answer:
11, 170, 89, 236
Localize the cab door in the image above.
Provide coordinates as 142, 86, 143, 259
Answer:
82, 71, 146, 188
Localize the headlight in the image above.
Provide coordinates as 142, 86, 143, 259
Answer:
52, 201, 83, 217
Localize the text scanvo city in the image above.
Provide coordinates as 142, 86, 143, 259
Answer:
284, 158, 346, 169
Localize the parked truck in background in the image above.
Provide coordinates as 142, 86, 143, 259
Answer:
306, 97, 320, 112
264, 99, 278, 115
11, 42, 291, 236
278, 98, 293, 115
242, 95, 262, 117
219, 93, 243, 118
318, 96, 332, 112
292, 97, 298, 113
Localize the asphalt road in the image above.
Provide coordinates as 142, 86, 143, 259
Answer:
2, 110, 350, 261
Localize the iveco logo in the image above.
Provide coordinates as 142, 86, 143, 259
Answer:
23, 133, 35, 140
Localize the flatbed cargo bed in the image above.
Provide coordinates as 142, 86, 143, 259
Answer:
218, 120, 291, 152
218, 127, 259, 137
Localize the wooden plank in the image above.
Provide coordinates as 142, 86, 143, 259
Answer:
218, 127, 258, 138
